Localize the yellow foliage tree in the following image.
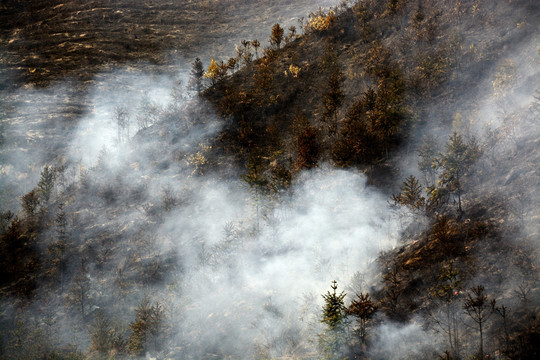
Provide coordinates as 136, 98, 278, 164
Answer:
203, 58, 228, 85
307, 9, 336, 32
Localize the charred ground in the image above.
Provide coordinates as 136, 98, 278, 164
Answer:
1, 0, 540, 359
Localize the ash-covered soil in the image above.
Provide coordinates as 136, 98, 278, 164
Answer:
0, 0, 336, 203
0, 0, 335, 86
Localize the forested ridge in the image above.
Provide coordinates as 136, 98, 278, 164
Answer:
0, 0, 539, 359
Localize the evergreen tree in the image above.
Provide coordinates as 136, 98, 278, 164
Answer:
319, 281, 348, 360
347, 292, 377, 346
21, 190, 40, 217
188, 57, 204, 95
381, 264, 404, 320
240, 40, 253, 65
88, 309, 113, 358
321, 281, 347, 330
136, 92, 161, 130
270, 23, 284, 49
463, 285, 496, 359
67, 259, 91, 321
392, 175, 425, 213
113, 106, 130, 144
49, 203, 68, 291
370, 71, 407, 159
322, 66, 344, 134
0, 210, 14, 236
332, 89, 379, 165
251, 39, 260, 59
295, 117, 320, 170
417, 135, 439, 186
286, 26, 297, 43
227, 57, 237, 72
0, 216, 39, 297
430, 262, 463, 358
37, 166, 55, 204
435, 132, 480, 213
128, 297, 164, 356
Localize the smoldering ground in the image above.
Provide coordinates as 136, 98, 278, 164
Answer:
1, 1, 539, 359
0, 59, 413, 359
0, 0, 341, 211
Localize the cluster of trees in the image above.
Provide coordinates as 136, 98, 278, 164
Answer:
318, 280, 378, 359
331, 38, 408, 166
189, 2, 413, 185
393, 132, 481, 215
1, 296, 165, 360
0, 165, 64, 298
1, 1, 539, 359
86, 297, 165, 358
427, 263, 538, 360
188, 22, 298, 91
319, 273, 537, 360
0, 162, 170, 359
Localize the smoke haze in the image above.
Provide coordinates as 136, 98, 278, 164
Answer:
1, 1, 539, 359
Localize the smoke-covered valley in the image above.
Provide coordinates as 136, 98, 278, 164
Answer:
1, 65, 408, 358
1, 1, 539, 359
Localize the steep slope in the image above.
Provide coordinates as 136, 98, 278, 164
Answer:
200, 1, 540, 357
0, 0, 335, 86
0, 0, 539, 359
0, 0, 335, 208
203, 0, 539, 189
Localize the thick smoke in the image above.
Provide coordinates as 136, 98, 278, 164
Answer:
386, 11, 540, 360
74, 72, 403, 358
2, 1, 539, 359
0, 0, 340, 211
156, 166, 400, 358
67, 70, 178, 168
0, 58, 411, 358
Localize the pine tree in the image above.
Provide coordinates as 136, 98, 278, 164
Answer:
270, 23, 284, 49
0, 210, 14, 235
113, 106, 130, 144
370, 71, 407, 159
49, 203, 68, 291
381, 264, 404, 320
21, 190, 39, 217
88, 309, 113, 358
251, 39, 260, 59
430, 262, 463, 358
417, 135, 439, 186
347, 293, 377, 346
385, 0, 405, 15
295, 119, 320, 170
322, 66, 344, 135
240, 40, 253, 65
392, 175, 425, 212
319, 280, 348, 360
286, 26, 297, 43
188, 57, 204, 95
332, 89, 379, 165
128, 297, 164, 356
227, 57, 237, 72
37, 166, 55, 204
435, 132, 481, 213
322, 281, 346, 330
68, 259, 91, 321
136, 92, 161, 130
463, 285, 496, 359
